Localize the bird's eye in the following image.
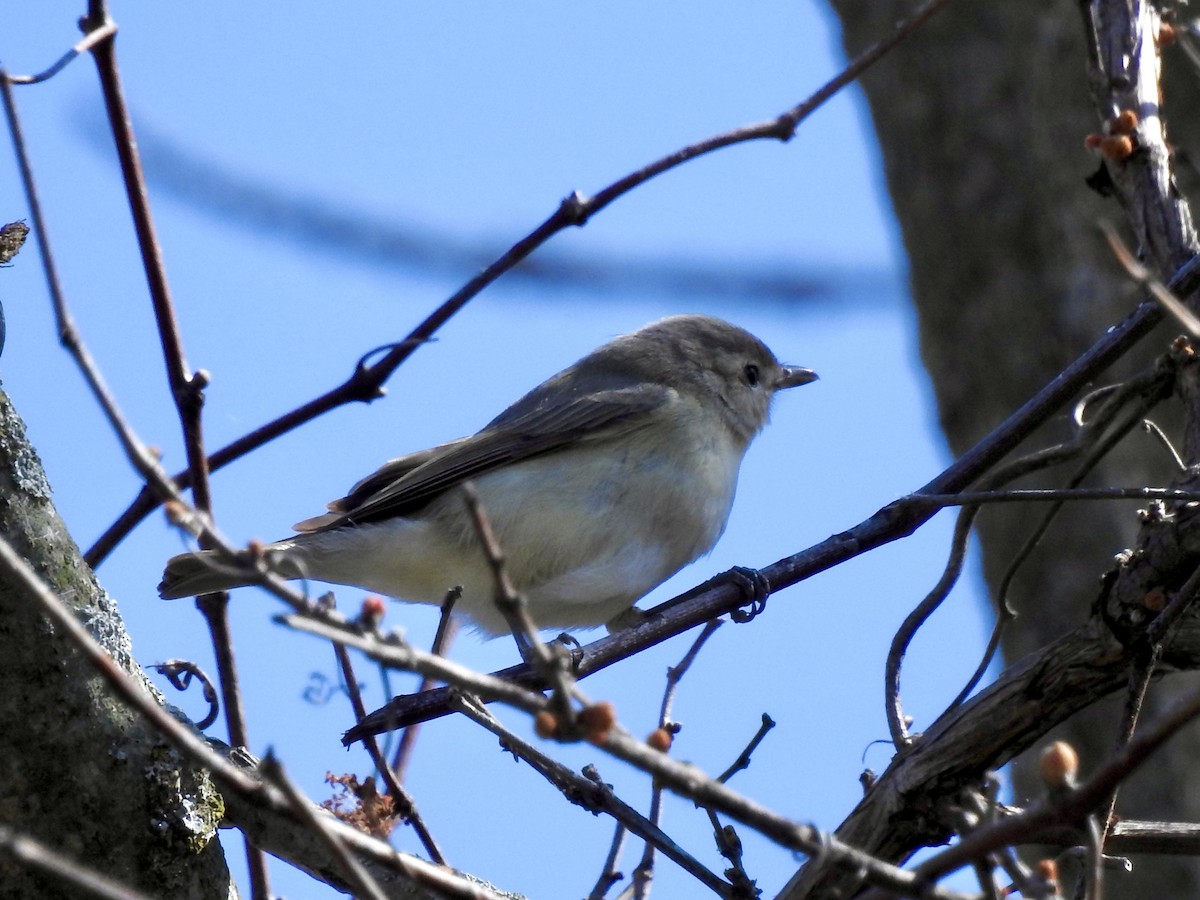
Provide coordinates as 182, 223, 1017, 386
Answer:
743, 363, 760, 387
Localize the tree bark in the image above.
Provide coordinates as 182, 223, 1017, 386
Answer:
821, 1, 1200, 895
0, 384, 234, 899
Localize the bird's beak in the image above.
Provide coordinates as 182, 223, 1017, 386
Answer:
778, 366, 818, 389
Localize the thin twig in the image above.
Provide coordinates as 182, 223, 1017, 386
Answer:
1100, 651, 1158, 858
3, 20, 118, 85
716, 714, 777, 785
659, 620, 723, 730
459, 481, 579, 723
391, 588, 461, 784
703, 811, 756, 900
704, 714, 778, 898
331, 634, 446, 864
587, 823, 630, 900
886, 506, 977, 747
79, 6, 262, 887
634, 619, 724, 899
459, 483, 543, 660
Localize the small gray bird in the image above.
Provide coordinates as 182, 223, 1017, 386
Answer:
159, 314, 816, 634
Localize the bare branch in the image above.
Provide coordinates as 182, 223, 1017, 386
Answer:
330, 616, 446, 865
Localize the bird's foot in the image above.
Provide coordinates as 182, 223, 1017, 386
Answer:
727, 566, 770, 623
604, 606, 648, 633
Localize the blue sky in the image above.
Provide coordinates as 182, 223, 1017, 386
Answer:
3, 3, 991, 897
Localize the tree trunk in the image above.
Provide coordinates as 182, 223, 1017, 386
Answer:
824, 1, 1200, 895
0, 384, 234, 899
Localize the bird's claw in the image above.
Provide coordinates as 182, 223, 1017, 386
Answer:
727, 566, 770, 623
551, 632, 585, 671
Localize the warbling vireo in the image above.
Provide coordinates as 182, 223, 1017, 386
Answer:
159, 314, 816, 634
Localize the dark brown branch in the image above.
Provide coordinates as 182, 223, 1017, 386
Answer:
79, 4, 262, 887
783, 624, 1124, 897
903, 680, 1200, 887
330, 632, 446, 865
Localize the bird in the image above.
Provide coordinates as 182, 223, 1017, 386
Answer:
158, 314, 817, 635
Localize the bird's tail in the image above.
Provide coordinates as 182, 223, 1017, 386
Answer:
158, 550, 255, 599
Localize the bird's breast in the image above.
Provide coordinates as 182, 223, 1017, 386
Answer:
450, 416, 746, 592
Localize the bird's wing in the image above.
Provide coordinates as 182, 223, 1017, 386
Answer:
292, 441, 467, 531
295, 384, 674, 532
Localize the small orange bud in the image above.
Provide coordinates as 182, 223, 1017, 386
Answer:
578, 701, 616, 734
1143, 588, 1167, 612
1110, 110, 1139, 136
361, 595, 386, 618
1085, 133, 1103, 150
358, 595, 386, 628
1099, 134, 1134, 162
246, 538, 265, 557
647, 727, 673, 752
585, 728, 611, 747
534, 710, 559, 739
1160, 22, 1177, 46
1039, 740, 1079, 788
